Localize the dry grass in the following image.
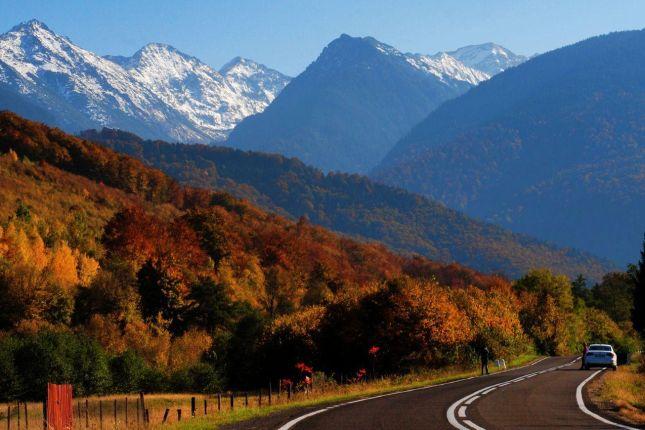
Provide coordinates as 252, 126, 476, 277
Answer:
0, 354, 538, 430
589, 354, 645, 426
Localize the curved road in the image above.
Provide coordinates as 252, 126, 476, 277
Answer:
267, 357, 643, 430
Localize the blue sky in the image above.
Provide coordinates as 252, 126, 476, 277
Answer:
1, 0, 643, 75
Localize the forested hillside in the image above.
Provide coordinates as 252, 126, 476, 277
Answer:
83, 127, 613, 280
372, 29, 645, 266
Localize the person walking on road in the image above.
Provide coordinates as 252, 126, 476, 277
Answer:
481, 346, 490, 375
580, 342, 589, 370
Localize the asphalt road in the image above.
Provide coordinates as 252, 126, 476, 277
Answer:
263, 357, 643, 430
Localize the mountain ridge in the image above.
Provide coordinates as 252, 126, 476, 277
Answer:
0, 19, 290, 142
226, 34, 511, 173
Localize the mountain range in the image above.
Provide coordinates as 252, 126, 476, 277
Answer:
0, 20, 526, 173
80, 126, 613, 280
227, 34, 525, 173
0, 20, 290, 142
373, 29, 645, 265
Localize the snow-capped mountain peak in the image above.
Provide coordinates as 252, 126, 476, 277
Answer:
0, 20, 290, 142
447, 42, 527, 75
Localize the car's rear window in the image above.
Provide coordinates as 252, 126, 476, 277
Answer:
589, 345, 612, 351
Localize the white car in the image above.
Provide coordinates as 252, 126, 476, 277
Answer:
583, 344, 617, 370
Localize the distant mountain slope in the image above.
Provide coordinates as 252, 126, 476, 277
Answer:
82, 127, 614, 280
373, 30, 645, 265
0, 20, 289, 142
226, 34, 488, 173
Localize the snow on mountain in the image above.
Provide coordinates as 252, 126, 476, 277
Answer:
366, 37, 488, 85
110, 44, 290, 141
447, 43, 527, 75
0, 20, 290, 142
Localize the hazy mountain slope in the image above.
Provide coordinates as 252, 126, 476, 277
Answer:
226, 34, 487, 173
0, 20, 289, 142
372, 30, 645, 265
83, 127, 614, 280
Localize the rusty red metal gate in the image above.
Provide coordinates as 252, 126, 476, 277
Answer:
46, 383, 73, 430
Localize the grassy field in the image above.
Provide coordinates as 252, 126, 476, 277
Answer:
0, 354, 539, 430
589, 353, 645, 426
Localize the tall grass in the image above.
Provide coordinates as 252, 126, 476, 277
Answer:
589, 353, 645, 425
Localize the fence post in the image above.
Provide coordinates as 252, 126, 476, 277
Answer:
229, 393, 234, 410
287, 383, 292, 401
268, 382, 272, 406
217, 394, 221, 412
85, 399, 89, 429
125, 398, 128, 428
176, 410, 181, 422
258, 389, 262, 407
113, 399, 117, 428
190, 398, 195, 417
161, 409, 169, 424
17, 402, 21, 430
24, 402, 28, 430
203, 399, 207, 416
244, 392, 248, 407
7, 405, 11, 430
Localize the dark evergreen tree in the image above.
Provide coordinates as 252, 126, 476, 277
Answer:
633, 233, 645, 335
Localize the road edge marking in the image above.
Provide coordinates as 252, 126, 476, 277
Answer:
575, 368, 639, 430
276, 357, 547, 430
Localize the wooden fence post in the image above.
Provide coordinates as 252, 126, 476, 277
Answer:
7, 405, 11, 430
99, 400, 103, 430
85, 399, 89, 429
217, 394, 221, 412
176, 410, 181, 422
24, 402, 28, 430
258, 389, 262, 407
287, 383, 292, 401
244, 392, 248, 407
161, 409, 169, 424
229, 393, 234, 410
17, 402, 21, 430
113, 399, 117, 428
190, 398, 195, 417
203, 400, 207, 416
268, 382, 272, 406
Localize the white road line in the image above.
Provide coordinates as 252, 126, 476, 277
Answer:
463, 419, 486, 430
464, 395, 479, 405
276, 357, 548, 430
576, 368, 639, 430
458, 406, 468, 418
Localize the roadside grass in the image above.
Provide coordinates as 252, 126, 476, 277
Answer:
160, 353, 540, 430
589, 353, 645, 426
